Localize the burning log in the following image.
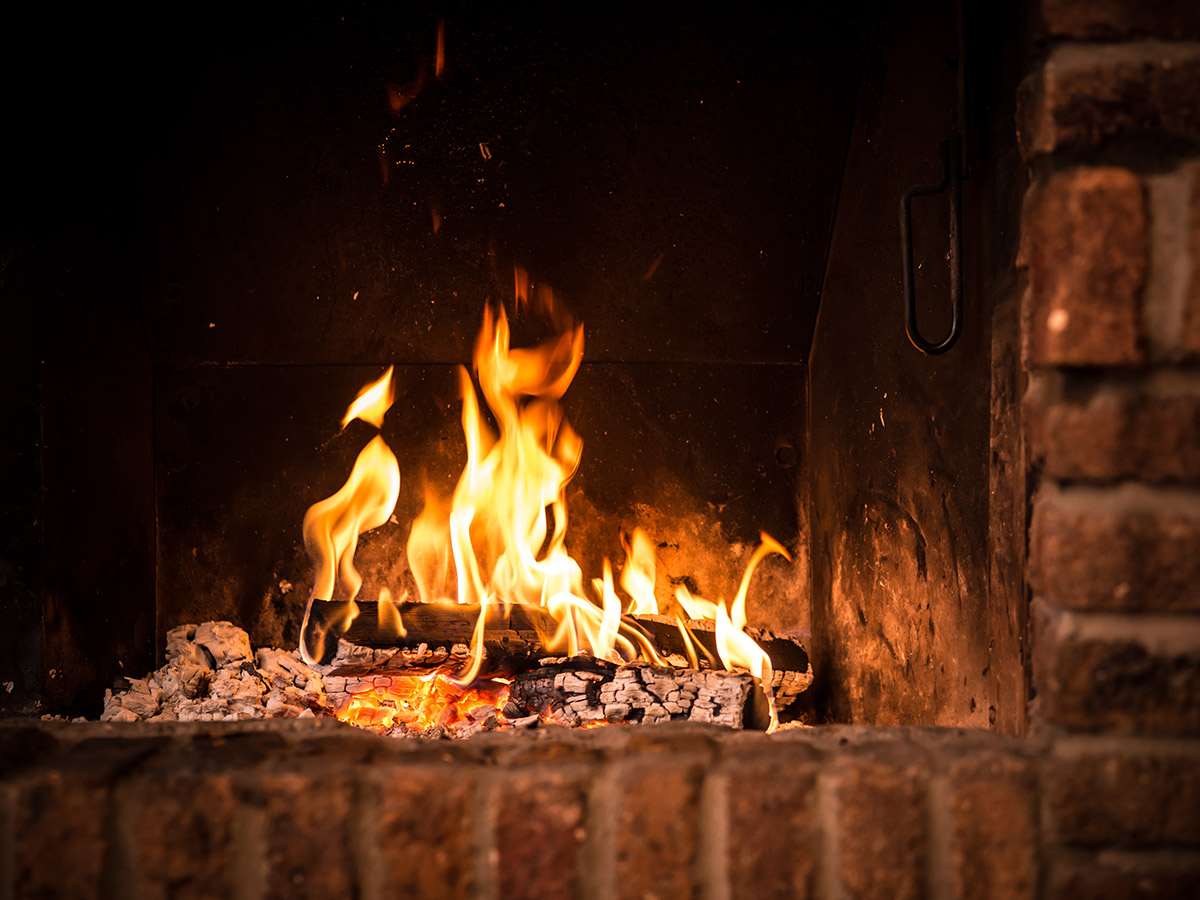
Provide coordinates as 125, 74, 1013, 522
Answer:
303, 598, 812, 718
503, 656, 762, 729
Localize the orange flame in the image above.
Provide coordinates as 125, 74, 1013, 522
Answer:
299, 370, 400, 664
377, 587, 407, 637
342, 366, 395, 429
435, 19, 446, 79
620, 528, 658, 615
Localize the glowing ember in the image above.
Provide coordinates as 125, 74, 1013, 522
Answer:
300, 272, 790, 731
336, 674, 510, 733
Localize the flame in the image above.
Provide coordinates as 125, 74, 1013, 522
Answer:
407, 290, 586, 624
377, 587, 407, 637
336, 675, 509, 733
302, 274, 791, 727
342, 366, 395, 429
302, 434, 400, 608
679, 533, 791, 730
435, 19, 446, 79
620, 528, 658, 615
299, 372, 401, 664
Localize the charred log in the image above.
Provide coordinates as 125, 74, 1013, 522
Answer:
504, 656, 761, 729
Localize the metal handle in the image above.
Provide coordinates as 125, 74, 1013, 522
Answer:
900, 137, 963, 355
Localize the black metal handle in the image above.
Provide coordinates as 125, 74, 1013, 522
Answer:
900, 137, 963, 355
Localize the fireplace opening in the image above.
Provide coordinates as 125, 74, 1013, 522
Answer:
3, 0, 1027, 733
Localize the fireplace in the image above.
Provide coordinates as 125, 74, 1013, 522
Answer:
3, 0, 1200, 897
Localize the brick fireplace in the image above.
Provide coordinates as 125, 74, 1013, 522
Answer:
3, 1, 1200, 898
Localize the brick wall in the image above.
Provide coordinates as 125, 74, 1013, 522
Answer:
1018, 1, 1200, 895
0, 720, 1046, 900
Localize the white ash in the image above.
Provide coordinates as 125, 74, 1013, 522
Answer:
102, 622, 327, 724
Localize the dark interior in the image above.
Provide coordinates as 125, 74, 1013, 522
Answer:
0, 1, 1027, 730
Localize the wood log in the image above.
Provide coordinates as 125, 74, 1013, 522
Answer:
302, 597, 812, 716
505, 657, 762, 729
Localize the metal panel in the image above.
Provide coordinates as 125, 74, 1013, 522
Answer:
807, 0, 1012, 728
128, 5, 863, 367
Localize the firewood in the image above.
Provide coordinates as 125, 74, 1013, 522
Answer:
303, 598, 812, 715
504, 657, 760, 729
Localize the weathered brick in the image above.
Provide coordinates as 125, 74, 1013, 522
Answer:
1049, 856, 1200, 900
948, 754, 1039, 900
834, 753, 928, 900
1037, 0, 1200, 40
615, 760, 702, 900
1031, 495, 1200, 611
260, 771, 356, 900
495, 766, 587, 900
725, 756, 818, 900
1046, 749, 1200, 846
1018, 43, 1200, 160
14, 769, 109, 900
1020, 168, 1146, 366
375, 762, 475, 900
1029, 389, 1200, 482
1034, 610, 1200, 735
129, 771, 238, 900
1184, 160, 1200, 358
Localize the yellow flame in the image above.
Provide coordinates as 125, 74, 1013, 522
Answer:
447, 604, 489, 687
377, 587, 407, 637
341, 366, 395, 429
406, 488, 451, 604
730, 532, 791, 631
620, 528, 658, 615
675, 584, 719, 621
302, 434, 400, 605
674, 615, 700, 669
695, 533, 790, 730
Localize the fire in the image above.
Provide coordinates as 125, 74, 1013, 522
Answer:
337, 675, 510, 733
301, 274, 789, 731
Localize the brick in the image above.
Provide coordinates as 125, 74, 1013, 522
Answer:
1018, 43, 1200, 160
1034, 612, 1200, 735
14, 769, 109, 900
129, 771, 238, 900
1037, 0, 1200, 40
724, 757, 818, 900
615, 760, 702, 900
834, 754, 928, 900
495, 766, 587, 900
1046, 749, 1200, 846
948, 754, 1039, 900
261, 771, 356, 900
375, 763, 474, 900
1184, 160, 1200, 358
1031, 495, 1200, 611
1049, 857, 1200, 900
1029, 390, 1200, 482
0, 725, 59, 776
1020, 168, 1146, 366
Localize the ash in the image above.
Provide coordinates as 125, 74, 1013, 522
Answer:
102, 623, 328, 725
